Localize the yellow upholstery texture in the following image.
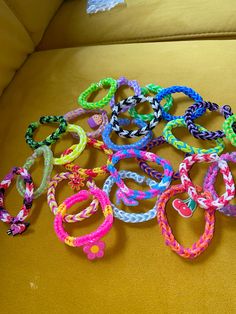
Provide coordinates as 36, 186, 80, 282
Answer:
38, 0, 236, 49
4, 0, 63, 45
1, 40, 236, 313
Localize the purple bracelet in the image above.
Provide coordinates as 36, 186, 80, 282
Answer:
184, 101, 233, 140
203, 152, 236, 216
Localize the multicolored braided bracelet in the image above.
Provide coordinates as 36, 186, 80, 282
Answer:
17, 146, 53, 199
107, 149, 173, 206
163, 118, 225, 154
102, 118, 153, 151
223, 114, 236, 146
0, 167, 34, 236
184, 102, 233, 139
78, 78, 117, 109
54, 180, 113, 260
179, 153, 235, 210
157, 184, 215, 259
25, 115, 68, 149
103, 170, 158, 223
110, 95, 162, 138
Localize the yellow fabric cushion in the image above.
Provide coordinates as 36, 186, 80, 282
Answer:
1, 40, 236, 313
38, 0, 236, 49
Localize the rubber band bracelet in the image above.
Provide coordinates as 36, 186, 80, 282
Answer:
179, 153, 235, 210
103, 170, 158, 223
64, 108, 109, 139
102, 118, 153, 151
25, 115, 68, 149
107, 149, 173, 206
184, 102, 233, 140
163, 118, 225, 155
17, 146, 53, 199
157, 184, 215, 259
203, 152, 236, 216
78, 78, 117, 109
110, 95, 162, 138
155, 85, 204, 121
0, 167, 34, 236
47, 172, 99, 223
54, 180, 113, 260
129, 84, 173, 122
223, 114, 236, 146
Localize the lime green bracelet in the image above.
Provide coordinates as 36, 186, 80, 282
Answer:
223, 114, 236, 146
78, 78, 117, 109
128, 84, 173, 122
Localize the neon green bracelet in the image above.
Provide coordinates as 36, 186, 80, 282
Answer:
163, 118, 225, 154
223, 114, 236, 146
128, 84, 173, 122
78, 78, 117, 109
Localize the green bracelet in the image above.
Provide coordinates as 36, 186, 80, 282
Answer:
78, 78, 117, 109
163, 118, 225, 154
128, 84, 173, 122
223, 114, 236, 146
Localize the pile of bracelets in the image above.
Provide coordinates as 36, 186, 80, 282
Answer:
2, 76, 236, 261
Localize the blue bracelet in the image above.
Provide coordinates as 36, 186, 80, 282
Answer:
155, 85, 204, 121
103, 170, 158, 223
102, 118, 153, 151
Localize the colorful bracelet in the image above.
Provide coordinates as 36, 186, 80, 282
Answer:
78, 78, 117, 109
17, 146, 53, 199
54, 180, 113, 260
184, 102, 233, 140
179, 153, 235, 210
157, 184, 215, 259
103, 170, 158, 223
155, 85, 204, 121
163, 118, 225, 154
110, 95, 162, 138
129, 84, 173, 122
25, 115, 68, 149
102, 118, 153, 151
107, 149, 173, 206
0, 167, 34, 236
64, 108, 109, 138
222, 114, 236, 146
53, 124, 87, 165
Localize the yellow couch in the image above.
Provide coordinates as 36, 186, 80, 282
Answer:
1, 1, 236, 313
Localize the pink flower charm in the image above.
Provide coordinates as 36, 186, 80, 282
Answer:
83, 240, 105, 260
68, 173, 85, 190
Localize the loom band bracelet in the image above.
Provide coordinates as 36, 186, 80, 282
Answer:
25, 115, 68, 149
110, 95, 162, 138
157, 184, 215, 259
155, 85, 204, 122
179, 153, 235, 210
103, 170, 158, 223
222, 114, 236, 147
107, 149, 173, 206
47, 172, 99, 223
78, 77, 117, 109
163, 118, 225, 155
0, 167, 34, 236
184, 102, 234, 140
102, 118, 153, 151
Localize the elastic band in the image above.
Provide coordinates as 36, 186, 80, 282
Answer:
223, 114, 236, 146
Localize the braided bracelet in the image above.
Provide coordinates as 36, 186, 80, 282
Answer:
64, 108, 108, 139
102, 118, 153, 151
223, 114, 236, 146
155, 85, 204, 121
107, 149, 173, 206
25, 115, 68, 149
78, 78, 117, 109
179, 153, 235, 210
103, 170, 158, 223
203, 152, 236, 216
0, 167, 34, 236
157, 184, 215, 259
184, 102, 233, 140
54, 180, 113, 260
110, 95, 162, 138
17, 146, 53, 199
53, 124, 87, 165
129, 84, 173, 122
163, 118, 225, 154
